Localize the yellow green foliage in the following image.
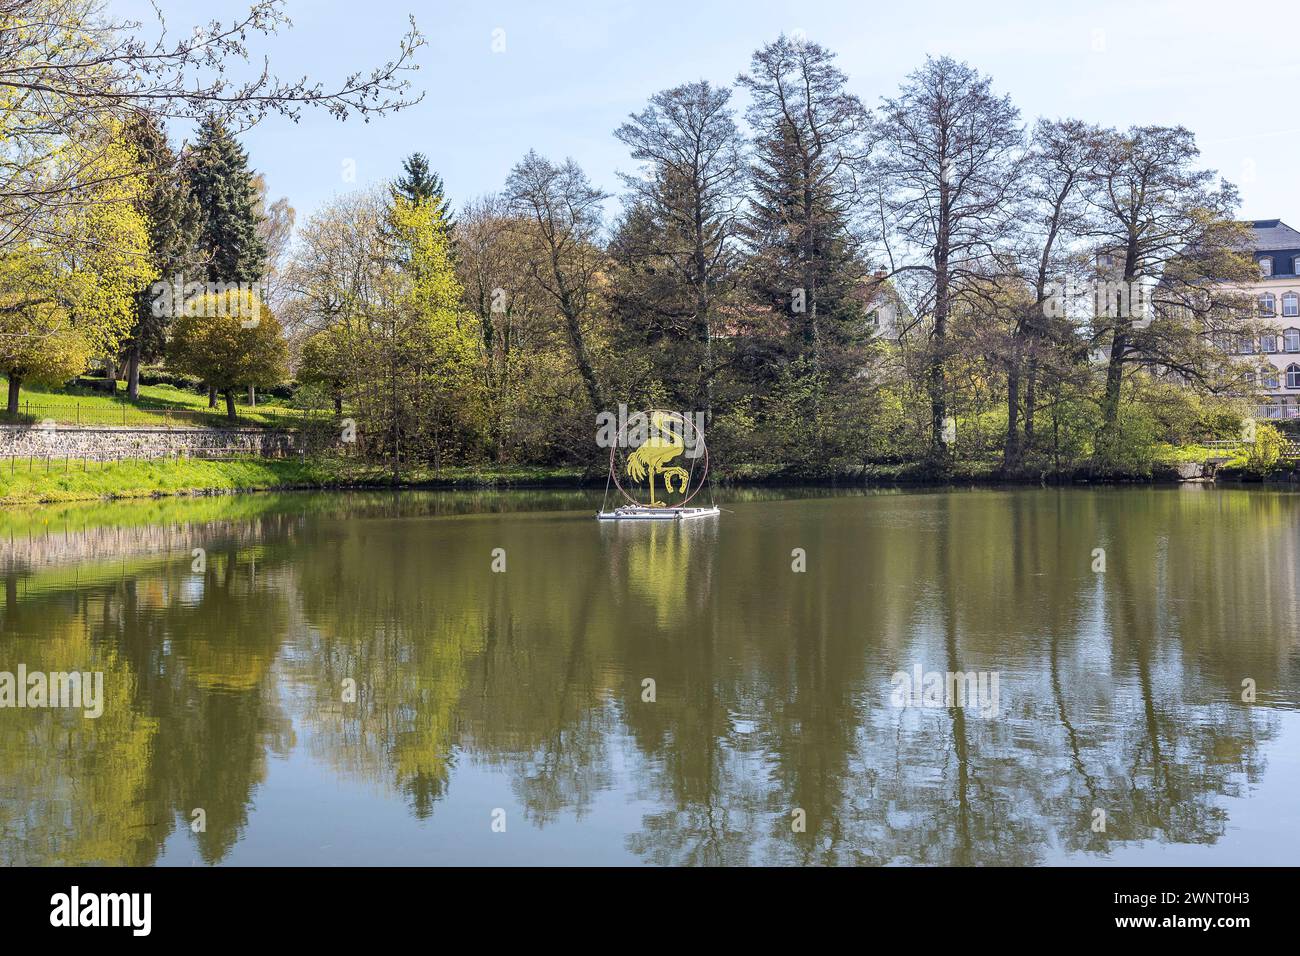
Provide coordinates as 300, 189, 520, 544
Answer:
168, 294, 289, 392
1244, 424, 1285, 473
0, 120, 152, 393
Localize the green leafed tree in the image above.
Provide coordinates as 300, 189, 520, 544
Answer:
1, 121, 153, 412
365, 194, 481, 476
167, 295, 289, 420
738, 37, 871, 362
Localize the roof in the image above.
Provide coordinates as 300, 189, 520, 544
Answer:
1246, 219, 1300, 252
1240, 219, 1300, 277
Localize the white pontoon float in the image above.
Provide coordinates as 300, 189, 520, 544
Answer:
596, 505, 720, 520
596, 409, 720, 521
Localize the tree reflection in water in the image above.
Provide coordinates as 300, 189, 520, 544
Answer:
0, 487, 1293, 865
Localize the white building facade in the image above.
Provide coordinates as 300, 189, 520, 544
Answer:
1232, 220, 1300, 419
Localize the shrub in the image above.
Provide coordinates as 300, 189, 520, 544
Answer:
1244, 424, 1285, 474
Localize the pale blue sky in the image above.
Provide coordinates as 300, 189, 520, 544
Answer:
115, 0, 1300, 228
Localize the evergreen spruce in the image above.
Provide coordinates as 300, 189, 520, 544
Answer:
123, 114, 200, 399
391, 152, 454, 231
186, 116, 267, 285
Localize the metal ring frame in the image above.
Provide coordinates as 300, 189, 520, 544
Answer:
607, 410, 710, 510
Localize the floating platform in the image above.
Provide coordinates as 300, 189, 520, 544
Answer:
596, 505, 720, 521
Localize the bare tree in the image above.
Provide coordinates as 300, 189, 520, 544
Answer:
282, 190, 386, 351
504, 151, 608, 413
457, 194, 556, 462
1001, 118, 1100, 471
1081, 125, 1254, 460
614, 80, 747, 417
0, 0, 424, 249
874, 56, 1025, 468
737, 36, 870, 365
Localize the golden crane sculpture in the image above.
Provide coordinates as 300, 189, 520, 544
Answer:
625, 410, 691, 507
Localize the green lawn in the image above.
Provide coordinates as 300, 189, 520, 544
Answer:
1, 376, 308, 428
0, 456, 336, 503
0, 457, 593, 504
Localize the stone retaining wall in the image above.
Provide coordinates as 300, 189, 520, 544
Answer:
0, 423, 300, 459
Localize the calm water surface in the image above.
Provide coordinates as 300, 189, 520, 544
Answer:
1, 486, 1297, 866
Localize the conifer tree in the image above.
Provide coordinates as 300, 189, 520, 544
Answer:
123, 114, 200, 399
738, 37, 870, 367
186, 116, 267, 286
392, 152, 454, 231
184, 115, 267, 405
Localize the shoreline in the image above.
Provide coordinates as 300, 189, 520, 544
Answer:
1, 456, 1295, 506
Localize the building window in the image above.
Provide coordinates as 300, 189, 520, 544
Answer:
1261, 256, 1274, 276
1263, 332, 1279, 353
1265, 368, 1280, 389
1241, 335, 1256, 353
1288, 364, 1300, 389
1260, 293, 1276, 316
1285, 328, 1300, 352
1286, 293, 1300, 317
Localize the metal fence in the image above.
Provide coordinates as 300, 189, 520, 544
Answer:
1250, 405, 1300, 421
1204, 438, 1300, 458
0, 447, 307, 473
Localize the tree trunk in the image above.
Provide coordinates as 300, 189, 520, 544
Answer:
6, 375, 20, 415
126, 344, 141, 400
247, 384, 256, 407
1024, 356, 1038, 445
224, 389, 237, 421
333, 392, 343, 415
928, 191, 952, 470
1003, 362, 1021, 473
1099, 331, 1127, 436
208, 385, 218, 408
562, 306, 604, 412
104, 356, 117, 382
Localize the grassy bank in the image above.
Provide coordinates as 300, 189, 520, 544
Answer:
2, 452, 1293, 505
0, 457, 591, 504
0, 457, 338, 504
1, 376, 304, 428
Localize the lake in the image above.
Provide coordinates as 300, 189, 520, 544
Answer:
1, 485, 1297, 866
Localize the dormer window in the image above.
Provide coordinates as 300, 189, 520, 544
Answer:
1260, 256, 1274, 277
1294, 256, 1300, 275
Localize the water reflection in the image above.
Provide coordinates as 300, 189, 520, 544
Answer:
0, 487, 1296, 865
